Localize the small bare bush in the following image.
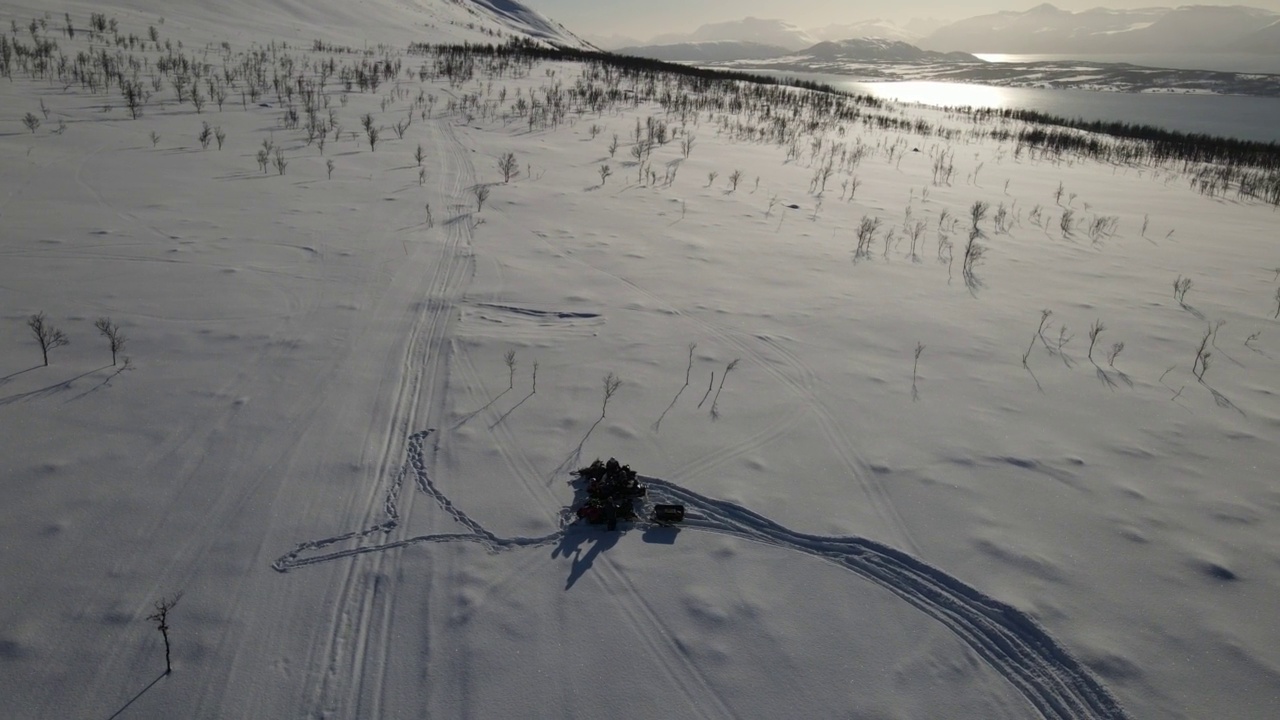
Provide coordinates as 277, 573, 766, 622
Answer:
498, 151, 518, 183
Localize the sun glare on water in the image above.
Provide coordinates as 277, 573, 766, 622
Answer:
860, 81, 1017, 109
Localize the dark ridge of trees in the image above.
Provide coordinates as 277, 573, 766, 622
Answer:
998, 108, 1280, 171
408, 38, 884, 108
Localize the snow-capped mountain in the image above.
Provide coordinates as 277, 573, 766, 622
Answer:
920, 3, 1280, 54
648, 17, 819, 51
808, 19, 923, 44
796, 38, 977, 63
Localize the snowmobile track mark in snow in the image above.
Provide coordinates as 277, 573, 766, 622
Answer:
276, 430, 1129, 720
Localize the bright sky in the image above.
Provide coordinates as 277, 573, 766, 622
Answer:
521, 1, 1280, 40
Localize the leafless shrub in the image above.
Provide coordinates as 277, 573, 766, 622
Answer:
912, 342, 924, 401
1087, 215, 1119, 243
1193, 327, 1212, 381
498, 151, 518, 182
504, 349, 517, 389
326, 158, 335, 180
598, 163, 611, 185
854, 215, 881, 260
707, 359, 740, 419
1023, 310, 1053, 365
706, 171, 718, 188
969, 200, 989, 233
907, 220, 926, 262
1087, 319, 1106, 363
272, 148, 287, 175
198, 122, 212, 149
414, 143, 425, 167
214, 126, 225, 150
728, 170, 742, 192
962, 228, 986, 278
1107, 342, 1125, 368
1174, 275, 1193, 304
474, 185, 490, 212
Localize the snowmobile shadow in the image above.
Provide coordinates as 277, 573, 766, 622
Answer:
641, 526, 679, 545
554, 527, 620, 590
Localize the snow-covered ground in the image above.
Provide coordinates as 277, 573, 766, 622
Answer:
3, 2, 1279, 719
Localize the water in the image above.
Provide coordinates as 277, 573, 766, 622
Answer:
973, 53, 1280, 76
750, 70, 1280, 144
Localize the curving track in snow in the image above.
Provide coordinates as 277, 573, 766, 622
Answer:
275, 428, 1130, 720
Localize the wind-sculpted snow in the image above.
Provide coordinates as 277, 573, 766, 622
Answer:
275, 431, 1129, 720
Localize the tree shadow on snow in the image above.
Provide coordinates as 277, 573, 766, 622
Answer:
0, 366, 111, 406
105, 670, 167, 720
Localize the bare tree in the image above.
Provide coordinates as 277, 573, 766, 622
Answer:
474, 185, 490, 212
147, 592, 183, 674
504, 349, 517, 389
601, 372, 622, 418
94, 317, 127, 365
27, 312, 68, 366
23, 112, 40, 133
498, 152, 518, 183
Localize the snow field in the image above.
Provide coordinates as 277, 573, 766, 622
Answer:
2, 4, 1280, 719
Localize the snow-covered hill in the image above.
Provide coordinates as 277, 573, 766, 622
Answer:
0, 0, 591, 48
613, 40, 791, 63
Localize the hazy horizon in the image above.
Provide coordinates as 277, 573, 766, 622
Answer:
522, 0, 1280, 42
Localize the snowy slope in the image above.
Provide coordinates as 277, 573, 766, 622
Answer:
0, 0, 590, 48
3, 2, 1280, 720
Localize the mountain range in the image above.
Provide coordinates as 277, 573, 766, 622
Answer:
920, 3, 1280, 54
602, 6, 1280, 56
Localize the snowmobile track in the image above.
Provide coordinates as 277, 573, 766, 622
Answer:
276, 430, 1129, 720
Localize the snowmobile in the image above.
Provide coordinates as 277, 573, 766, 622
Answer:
571, 458, 683, 531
